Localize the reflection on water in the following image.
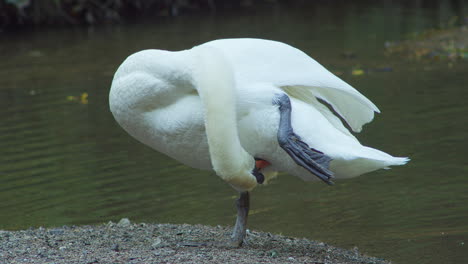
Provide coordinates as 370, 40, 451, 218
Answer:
1, 2, 467, 264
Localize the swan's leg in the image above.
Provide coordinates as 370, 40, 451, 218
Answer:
274, 94, 335, 185
230, 191, 249, 247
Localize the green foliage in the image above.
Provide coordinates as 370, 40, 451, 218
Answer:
5, 0, 30, 8
0, 0, 185, 28
0, 0, 253, 28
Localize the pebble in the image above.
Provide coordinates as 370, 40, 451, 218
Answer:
111, 244, 120, 252
49, 229, 64, 236
269, 250, 278, 258
152, 237, 163, 248
117, 218, 131, 228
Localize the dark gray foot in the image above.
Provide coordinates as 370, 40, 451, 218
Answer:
230, 191, 249, 247
273, 94, 334, 185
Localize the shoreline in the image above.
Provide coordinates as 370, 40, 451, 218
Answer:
1, 218, 391, 264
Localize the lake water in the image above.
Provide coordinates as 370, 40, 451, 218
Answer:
1, 2, 467, 264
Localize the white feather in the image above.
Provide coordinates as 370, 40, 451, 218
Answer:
109, 38, 408, 190
206, 38, 380, 132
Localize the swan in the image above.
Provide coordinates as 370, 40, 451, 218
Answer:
109, 38, 408, 246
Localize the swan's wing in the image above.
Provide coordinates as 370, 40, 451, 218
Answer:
204, 38, 380, 133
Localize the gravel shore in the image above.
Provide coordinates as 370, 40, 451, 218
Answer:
0, 218, 391, 264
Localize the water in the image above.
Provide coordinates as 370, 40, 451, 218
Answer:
1, 2, 467, 264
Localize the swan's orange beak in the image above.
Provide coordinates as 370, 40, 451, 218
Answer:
255, 159, 270, 169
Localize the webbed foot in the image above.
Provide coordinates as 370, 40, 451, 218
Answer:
273, 93, 334, 185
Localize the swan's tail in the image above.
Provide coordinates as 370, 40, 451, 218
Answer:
330, 147, 409, 179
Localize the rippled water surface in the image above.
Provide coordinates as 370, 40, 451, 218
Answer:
1, 2, 467, 264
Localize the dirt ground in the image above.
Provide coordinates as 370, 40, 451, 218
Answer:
0, 218, 391, 264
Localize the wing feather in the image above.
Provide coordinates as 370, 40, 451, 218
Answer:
204, 38, 380, 132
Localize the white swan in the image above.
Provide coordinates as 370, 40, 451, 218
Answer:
109, 38, 408, 246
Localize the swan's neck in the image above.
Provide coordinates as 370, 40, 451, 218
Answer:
191, 46, 256, 191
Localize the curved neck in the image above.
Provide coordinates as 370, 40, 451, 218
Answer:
191, 46, 255, 190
